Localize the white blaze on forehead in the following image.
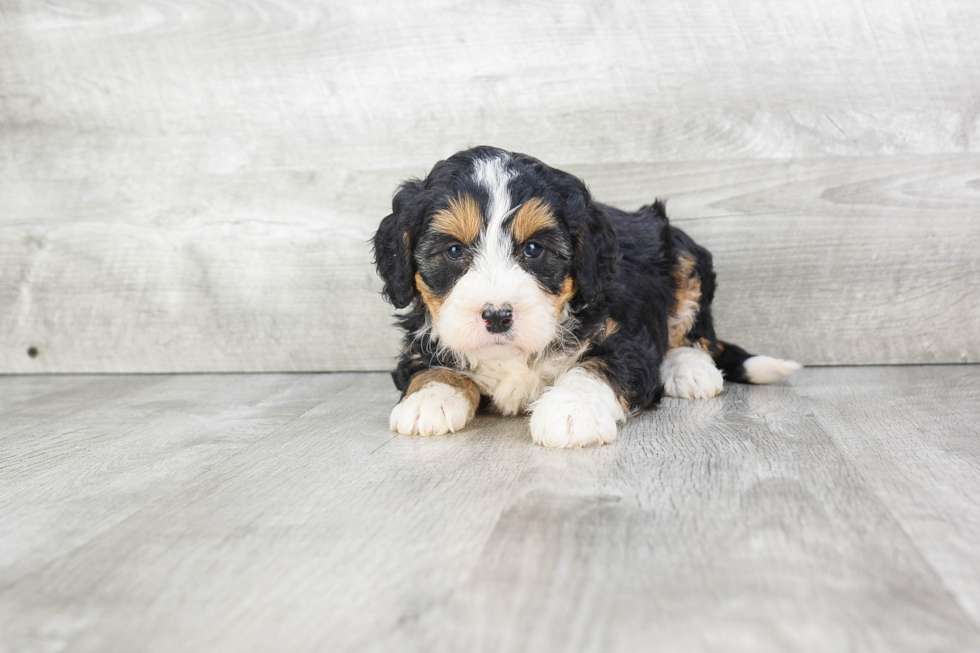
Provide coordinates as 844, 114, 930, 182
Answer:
472, 156, 518, 282
473, 155, 513, 232
431, 154, 560, 357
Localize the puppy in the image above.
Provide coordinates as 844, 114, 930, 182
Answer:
372, 146, 800, 448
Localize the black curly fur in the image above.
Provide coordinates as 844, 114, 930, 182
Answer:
373, 146, 761, 413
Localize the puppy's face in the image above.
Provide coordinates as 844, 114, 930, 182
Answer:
414, 158, 575, 355
374, 147, 615, 358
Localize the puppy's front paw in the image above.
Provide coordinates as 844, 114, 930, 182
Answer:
529, 373, 624, 448
661, 346, 724, 399
390, 382, 476, 436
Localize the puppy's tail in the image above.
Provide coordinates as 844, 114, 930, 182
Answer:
712, 341, 802, 385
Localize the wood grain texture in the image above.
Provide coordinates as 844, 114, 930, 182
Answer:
2, 156, 976, 372
0, 374, 337, 588
1, 368, 979, 652
801, 366, 980, 627
2, 0, 979, 372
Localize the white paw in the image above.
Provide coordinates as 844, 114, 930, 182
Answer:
529, 369, 625, 448
661, 347, 724, 399
389, 382, 475, 436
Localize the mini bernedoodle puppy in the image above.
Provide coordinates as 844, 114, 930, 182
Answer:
373, 146, 800, 448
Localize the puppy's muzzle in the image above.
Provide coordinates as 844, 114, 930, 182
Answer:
481, 305, 513, 334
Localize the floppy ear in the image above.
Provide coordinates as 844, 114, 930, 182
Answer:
568, 192, 618, 309
372, 180, 425, 309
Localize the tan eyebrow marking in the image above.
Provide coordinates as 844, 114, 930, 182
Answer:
429, 194, 482, 245
511, 197, 558, 243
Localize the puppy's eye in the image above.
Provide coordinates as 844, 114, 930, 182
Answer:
523, 242, 543, 259
445, 244, 465, 260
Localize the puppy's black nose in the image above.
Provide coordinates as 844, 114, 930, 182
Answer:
481, 307, 513, 334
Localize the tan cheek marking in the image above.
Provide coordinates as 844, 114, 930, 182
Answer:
430, 194, 482, 245
415, 273, 444, 319
512, 197, 558, 243
668, 252, 702, 349
405, 368, 481, 411
553, 276, 577, 312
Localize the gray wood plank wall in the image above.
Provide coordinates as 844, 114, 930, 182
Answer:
2, 0, 978, 372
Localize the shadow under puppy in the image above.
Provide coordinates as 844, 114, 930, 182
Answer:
373, 146, 800, 448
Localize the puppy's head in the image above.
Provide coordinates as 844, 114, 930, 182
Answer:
373, 146, 617, 357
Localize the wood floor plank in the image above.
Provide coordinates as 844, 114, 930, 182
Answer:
1, 370, 978, 652
0, 375, 169, 439
395, 374, 980, 653
0, 374, 338, 588
803, 366, 980, 626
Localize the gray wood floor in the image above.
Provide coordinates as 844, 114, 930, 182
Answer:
2, 367, 979, 652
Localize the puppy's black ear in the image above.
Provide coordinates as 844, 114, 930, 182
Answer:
373, 180, 424, 309
568, 192, 618, 309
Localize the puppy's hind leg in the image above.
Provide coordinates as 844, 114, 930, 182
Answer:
664, 230, 800, 394
660, 346, 725, 399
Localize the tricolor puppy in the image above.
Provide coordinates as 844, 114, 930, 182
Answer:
373, 146, 800, 448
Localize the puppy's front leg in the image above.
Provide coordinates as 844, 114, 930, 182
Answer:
529, 366, 628, 448
390, 368, 480, 436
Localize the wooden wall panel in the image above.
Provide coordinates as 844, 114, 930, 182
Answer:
1, 0, 978, 371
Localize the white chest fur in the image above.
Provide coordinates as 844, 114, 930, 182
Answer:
464, 346, 581, 416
